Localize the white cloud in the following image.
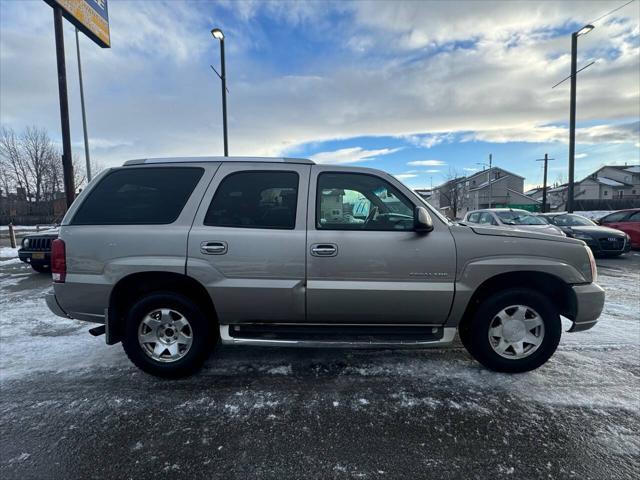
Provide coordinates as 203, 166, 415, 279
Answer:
0, 1, 637, 169
310, 147, 399, 165
394, 173, 418, 180
575, 153, 588, 159
407, 160, 447, 166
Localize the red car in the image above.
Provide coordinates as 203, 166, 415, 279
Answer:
598, 208, 640, 249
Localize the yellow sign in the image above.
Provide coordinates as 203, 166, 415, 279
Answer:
44, 0, 110, 48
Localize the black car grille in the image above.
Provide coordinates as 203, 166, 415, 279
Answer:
598, 237, 625, 251
28, 237, 53, 251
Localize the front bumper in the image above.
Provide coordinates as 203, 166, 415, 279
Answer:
568, 283, 605, 332
18, 249, 51, 265
46, 293, 71, 319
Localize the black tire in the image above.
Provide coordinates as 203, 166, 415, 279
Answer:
463, 288, 561, 373
122, 292, 215, 378
31, 264, 51, 273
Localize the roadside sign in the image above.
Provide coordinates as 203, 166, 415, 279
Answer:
44, 0, 110, 48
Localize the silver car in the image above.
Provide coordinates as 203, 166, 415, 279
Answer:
46, 157, 604, 378
463, 208, 565, 237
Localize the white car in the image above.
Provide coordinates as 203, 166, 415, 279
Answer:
463, 209, 565, 237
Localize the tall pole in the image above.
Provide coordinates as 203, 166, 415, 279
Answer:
488, 153, 493, 208
536, 154, 554, 213
567, 32, 578, 213
219, 39, 228, 156
53, 7, 75, 208
75, 28, 92, 182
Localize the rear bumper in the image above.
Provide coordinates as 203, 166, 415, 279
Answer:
568, 283, 605, 332
46, 293, 71, 319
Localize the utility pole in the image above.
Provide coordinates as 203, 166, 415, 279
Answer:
53, 7, 75, 208
536, 154, 554, 213
488, 153, 493, 208
75, 28, 92, 182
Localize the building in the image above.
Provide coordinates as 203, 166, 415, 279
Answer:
525, 164, 640, 211
430, 167, 538, 218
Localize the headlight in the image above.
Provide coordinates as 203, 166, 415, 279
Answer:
23, 238, 29, 248
585, 246, 597, 283
573, 232, 593, 241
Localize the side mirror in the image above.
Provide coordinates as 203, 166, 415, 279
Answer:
414, 206, 434, 233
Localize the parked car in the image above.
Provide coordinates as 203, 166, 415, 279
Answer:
46, 157, 604, 378
463, 208, 565, 237
18, 228, 59, 273
539, 213, 631, 257
597, 209, 640, 249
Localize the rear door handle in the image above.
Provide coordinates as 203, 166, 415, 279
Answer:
310, 243, 338, 257
201, 241, 228, 255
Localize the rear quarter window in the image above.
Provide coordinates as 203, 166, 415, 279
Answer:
71, 167, 204, 225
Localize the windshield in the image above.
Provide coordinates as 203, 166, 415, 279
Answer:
549, 214, 595, 227
496, 211, 547, 225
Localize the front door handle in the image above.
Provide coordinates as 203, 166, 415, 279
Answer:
201, 241, 228, 255
310, 243, 338, 257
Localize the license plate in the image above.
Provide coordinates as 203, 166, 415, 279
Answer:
32, 252, 45, 260
607, 237, 618, 242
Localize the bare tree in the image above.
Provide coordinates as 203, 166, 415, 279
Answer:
21, 126, 57, 203
0, 126, 31, 200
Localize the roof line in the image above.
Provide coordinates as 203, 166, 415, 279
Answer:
123, 156, 314, 166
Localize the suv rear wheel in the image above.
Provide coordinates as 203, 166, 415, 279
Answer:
463, 288, 561, 373
122, 292, 214, 378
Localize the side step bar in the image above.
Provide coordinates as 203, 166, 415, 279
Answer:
220, 324, 456, 348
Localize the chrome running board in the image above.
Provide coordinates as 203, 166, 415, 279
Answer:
219, 324, 456, 348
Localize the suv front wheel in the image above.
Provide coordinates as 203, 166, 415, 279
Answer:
463, 288, 562, 373
122, 292, 214, 378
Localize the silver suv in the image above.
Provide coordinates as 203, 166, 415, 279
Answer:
46, 157, 605, 378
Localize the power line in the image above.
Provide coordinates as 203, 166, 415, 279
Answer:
588, 0, 636, 25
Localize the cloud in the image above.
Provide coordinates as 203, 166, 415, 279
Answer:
463, 167, 479, 172
310, 147, 399, 165
407, 160, 447, 166
394, 173, 418, 180
464, 121, 639, 144
575, 153, 588, 159
0, 0, 637, 170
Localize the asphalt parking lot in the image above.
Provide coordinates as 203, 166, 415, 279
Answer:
0, 246, 638, 480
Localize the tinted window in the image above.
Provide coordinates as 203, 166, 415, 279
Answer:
72, 167, 204, 225
317, 173, 414, 231
628, 212, 640, 221
601, 211, 629, 223
205, 171, 299, 229
551, 214, 594, 226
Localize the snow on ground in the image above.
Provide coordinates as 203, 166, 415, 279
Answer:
0, 251, 638, 412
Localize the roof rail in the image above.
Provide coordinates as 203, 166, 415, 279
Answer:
123, 156, 314, 166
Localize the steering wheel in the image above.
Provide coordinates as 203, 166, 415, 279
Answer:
364, 205, 379, 227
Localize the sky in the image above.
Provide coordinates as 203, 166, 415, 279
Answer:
1, 0, 639, 190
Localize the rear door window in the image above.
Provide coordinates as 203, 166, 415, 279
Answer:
204, 171, 299, 229
71, 167, 204, 225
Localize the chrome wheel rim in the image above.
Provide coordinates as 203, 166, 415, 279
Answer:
138, 308, 193, 363
488, 305, 545, 359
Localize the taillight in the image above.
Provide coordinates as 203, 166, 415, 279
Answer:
51, 239, 66, 283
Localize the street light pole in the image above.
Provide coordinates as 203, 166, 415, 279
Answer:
567, 24, 594, 213
211, 28, 228, 156
75, 28, 92, 182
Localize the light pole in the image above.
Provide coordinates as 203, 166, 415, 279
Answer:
567, 24, 594, 213
211, 28, 228, 156
75, 28, 92, 182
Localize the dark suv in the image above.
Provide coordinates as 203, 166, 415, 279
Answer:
18, 228, 59, 273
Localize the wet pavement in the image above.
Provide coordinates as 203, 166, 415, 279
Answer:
0, 248, 639, 479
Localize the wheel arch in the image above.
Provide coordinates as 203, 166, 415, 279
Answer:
458, 271, 577, 331
107, 271, 217, 345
